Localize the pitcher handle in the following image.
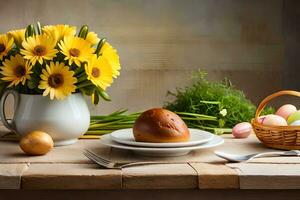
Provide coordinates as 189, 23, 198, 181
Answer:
0, 90, 19, 132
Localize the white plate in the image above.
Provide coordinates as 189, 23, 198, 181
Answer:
100, 134, 224, 157
110, 128, 214, 148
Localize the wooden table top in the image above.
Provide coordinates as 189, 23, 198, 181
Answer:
1, 130, 300, 190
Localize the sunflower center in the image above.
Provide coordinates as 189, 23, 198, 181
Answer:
14, 65, 26, 78
0, 44, 5, 53
92, 67, 101, 78
69, 48, 80, 57
34, 45, 46, 56
48, 73, 64, 88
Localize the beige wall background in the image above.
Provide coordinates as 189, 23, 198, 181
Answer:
0, 0, 284, 114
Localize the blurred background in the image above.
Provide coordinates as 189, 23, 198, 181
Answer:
0, 0, 299, 114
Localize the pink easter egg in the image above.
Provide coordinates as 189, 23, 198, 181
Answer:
275, 104, 297, 119
232, 122, 252, 138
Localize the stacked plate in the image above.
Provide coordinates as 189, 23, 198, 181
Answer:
100, 128, 224, 157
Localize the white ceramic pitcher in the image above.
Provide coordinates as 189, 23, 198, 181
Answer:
0, 90, 90, 146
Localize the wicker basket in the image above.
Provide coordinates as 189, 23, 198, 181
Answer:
251, 90, 300, 150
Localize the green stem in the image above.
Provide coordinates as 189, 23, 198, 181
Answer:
76, 74, 87, 83
200, 100, 221, 105
180, 117, 218, 121
76, 81, 93, 89
176, 112, 217, 119
85, 130, 110, 135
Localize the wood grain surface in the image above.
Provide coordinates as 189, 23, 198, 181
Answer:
0, 134, 300, 190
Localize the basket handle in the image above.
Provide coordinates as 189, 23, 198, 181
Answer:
255, 90, 300, 120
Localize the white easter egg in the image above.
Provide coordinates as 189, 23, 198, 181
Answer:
263, 114, 287, 126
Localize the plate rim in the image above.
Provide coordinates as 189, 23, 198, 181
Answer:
110, 128, 214, 148
100, 134, 224, 152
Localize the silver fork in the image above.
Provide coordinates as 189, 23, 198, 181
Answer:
214, 150, 300, 162
83, 149, 185, 169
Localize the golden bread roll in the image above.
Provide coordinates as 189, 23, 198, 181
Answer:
133, 108, 190, 143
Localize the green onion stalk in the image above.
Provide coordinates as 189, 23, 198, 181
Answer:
87, 109, 232, 136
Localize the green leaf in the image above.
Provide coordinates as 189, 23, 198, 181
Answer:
25, 25, 30, 39
74, 66, 85, 76
27, 76, 39, 89
78, 25, 88, 39
80, 85, 96, 95
95, 38, 106, 56
98, 87, 111, 101
30, 24, 36, 35
76, 73, 87, 83
25, 24, 35, 39
27, 80, 36, 89
76, 80, 94, 89
28, 79, 39, 90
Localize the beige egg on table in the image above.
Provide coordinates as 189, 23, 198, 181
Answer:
19, 131, 54, 156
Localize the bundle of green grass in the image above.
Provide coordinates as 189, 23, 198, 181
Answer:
164, 71, 273, 134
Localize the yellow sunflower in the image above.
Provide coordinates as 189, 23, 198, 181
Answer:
0, 54, 32, 87
20, 34, 58, 65
38, 62, 77, 100
7, 29, 25, 45
58, 36, 94, 67
85, 55, 113, 90
43, 24, 76, 43
100, 42, 120, 78
0, 34, 14, 60
86, 32, 100, 45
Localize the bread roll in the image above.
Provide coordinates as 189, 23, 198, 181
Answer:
133, 108, 190, 143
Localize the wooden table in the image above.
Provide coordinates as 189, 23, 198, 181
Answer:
1, 132, 300, 200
